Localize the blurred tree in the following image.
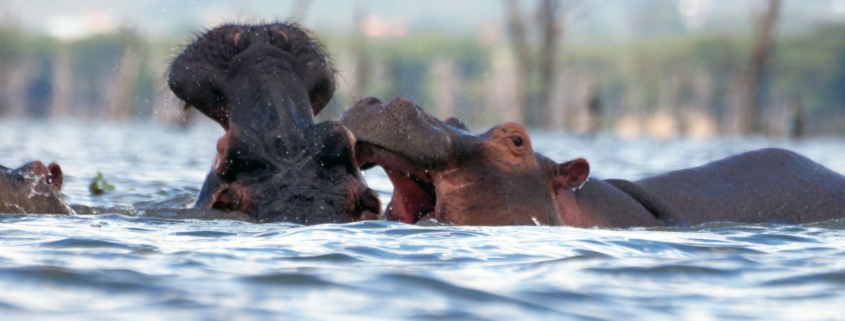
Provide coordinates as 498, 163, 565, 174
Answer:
506, 0, 533, 125
585, 81, 602, 136
49, 51, 72, 119
105, 26, 144, 120
351, 7, 371, 100
536, 0, 564, 128
25, 53, 52, 117
738, 0, 782, 134
506, 0, 572, 128
0, 0, 22, 115
790, 101, 805, 139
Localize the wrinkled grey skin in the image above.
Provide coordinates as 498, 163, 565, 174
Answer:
168, 22, 380, 224
0, 161, 72, 214
342, 97, 845, 227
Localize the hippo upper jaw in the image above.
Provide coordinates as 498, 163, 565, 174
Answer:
340, 97, 476, 170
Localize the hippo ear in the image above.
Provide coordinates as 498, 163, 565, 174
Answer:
269, 25, 291, 48
47, 163, 63, 190
232, 28, 249, 50
554, 158, 590, 189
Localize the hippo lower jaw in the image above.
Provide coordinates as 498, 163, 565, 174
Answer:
356, 142, 437, 224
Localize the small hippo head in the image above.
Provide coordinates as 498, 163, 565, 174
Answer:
341, 97, 589, 226
168, 22, 380, 224
0, 161, 72, 214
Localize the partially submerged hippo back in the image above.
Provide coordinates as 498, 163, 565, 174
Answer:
168, 22, 380, 224
631, 148, 845, 225
0, 161, 72, 214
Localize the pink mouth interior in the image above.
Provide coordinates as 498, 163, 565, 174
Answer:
355, 143, 436, 224
383, 168, 435, 224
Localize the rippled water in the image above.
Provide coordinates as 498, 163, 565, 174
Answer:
2, 120, 845, 320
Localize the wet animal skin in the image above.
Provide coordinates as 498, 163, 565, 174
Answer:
168, 22, 380, 224
0, 161, 72, 214
341, 97, 845, 227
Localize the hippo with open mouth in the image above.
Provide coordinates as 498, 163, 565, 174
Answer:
167, 22, 380, 224
1, 161, 72, 214
341, 97, 845, 227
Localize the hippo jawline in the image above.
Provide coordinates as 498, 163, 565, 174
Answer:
355, 142, 438, 224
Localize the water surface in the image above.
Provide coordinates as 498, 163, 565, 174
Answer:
2, 120, 845, 320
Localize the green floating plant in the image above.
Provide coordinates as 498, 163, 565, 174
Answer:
89, 172, 115, 195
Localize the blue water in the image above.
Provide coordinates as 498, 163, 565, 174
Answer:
2, 120, 845, 320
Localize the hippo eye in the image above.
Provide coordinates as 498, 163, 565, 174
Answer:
511, 136, 523, 147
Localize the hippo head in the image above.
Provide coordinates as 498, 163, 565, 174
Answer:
168, 22, 380, 224
341, 97, 590, 226
0, 161, 72, 214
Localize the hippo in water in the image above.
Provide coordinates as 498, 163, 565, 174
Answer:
167, 22, 380, 224
1, 161, 72, 214
341, 97, 845, 227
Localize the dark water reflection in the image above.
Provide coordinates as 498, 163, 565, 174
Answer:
2, 121, 845, 320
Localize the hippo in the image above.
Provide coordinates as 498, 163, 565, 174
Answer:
167, 22, 380, 224
341, 97, 845, 227
1, 161, 72, 214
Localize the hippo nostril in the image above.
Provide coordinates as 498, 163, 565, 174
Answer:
356, 188, 382, 216
212, 187, 247, 212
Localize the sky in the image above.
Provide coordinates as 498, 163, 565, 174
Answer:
4, 0, 845, 43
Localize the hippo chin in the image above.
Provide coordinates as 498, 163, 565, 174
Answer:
168, 22, 380, 224
1, 161, 72, 214
341, 97, 845, 227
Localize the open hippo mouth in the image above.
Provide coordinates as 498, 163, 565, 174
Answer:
356, 143, 437, 223
167, 22, 381, 223
341, 97, 478, 224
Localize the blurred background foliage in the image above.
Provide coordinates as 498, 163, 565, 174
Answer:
1, 0, 845, 138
